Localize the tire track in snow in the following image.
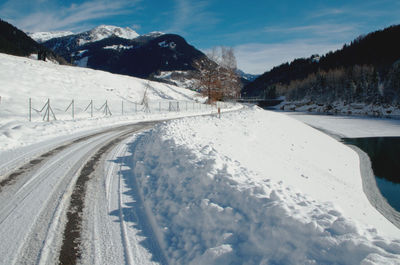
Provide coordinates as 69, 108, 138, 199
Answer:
0, 122, 159, 265
0, 130, 122, 265
80, 131, 168, 265
58, 122, 158, 265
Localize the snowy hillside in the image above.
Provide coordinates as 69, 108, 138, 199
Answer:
0, 53, 201, 113
0, 53, 211, 150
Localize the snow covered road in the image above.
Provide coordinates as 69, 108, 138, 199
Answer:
80, 132, 166, 265
0, 122, 160, 265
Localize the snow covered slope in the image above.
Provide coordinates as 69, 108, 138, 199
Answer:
0, 53, 209, 150
0, 52, 201, 115
131, 107, 400, 264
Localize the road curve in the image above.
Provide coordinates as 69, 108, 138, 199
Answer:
0, 121, 159, 265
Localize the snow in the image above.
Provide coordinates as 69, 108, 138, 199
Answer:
0, 53, 236, 152
76, 56, 88, 67
130, 107, 400, 264
280, 100, 400, 119
78, 25, 139, 46
2, 50, 400, 264
28, 31, 74, 43
144, 32, 164, 38
284, 111, 400, 138
158, 41, 176, 49
103, 44, 134, 50
153, 71, 196, 90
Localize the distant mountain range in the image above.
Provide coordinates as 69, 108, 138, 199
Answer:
243, 25, 400, 105
31, 25, 206, 79
1, 20, 258, 92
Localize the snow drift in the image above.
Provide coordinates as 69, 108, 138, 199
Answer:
130, 107, 400, 264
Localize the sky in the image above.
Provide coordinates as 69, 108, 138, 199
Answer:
1, 0, 400, 74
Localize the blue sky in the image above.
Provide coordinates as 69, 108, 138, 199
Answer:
1, 0, 399, 74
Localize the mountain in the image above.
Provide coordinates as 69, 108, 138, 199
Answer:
243, 25, 400, 104
28, 31, 74, 43
0, 19, 67, 64
237, 69, 259, 82
41, 25, 207, 78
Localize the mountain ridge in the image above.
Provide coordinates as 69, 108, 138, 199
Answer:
40, 26, 209, 79
0, 19, 68, 64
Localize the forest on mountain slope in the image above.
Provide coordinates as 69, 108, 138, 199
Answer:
243, 25, 400, 105
0, 19, 67, 64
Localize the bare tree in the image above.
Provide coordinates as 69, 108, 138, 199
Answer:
220, 47, 241, 100
192, 52, 222, 103
193, 46, 241, 102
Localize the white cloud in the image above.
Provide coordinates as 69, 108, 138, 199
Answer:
263, 23, 359, 43
235, 41, 342, 75
167, 0, 219, 34
1, 0, 141, 33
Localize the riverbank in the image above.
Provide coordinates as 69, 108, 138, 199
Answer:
284, 110, 400, 234
279, 100, 400, 119
347, 144, 400, 230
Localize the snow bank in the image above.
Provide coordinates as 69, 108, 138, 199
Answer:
131, 107, 400, 264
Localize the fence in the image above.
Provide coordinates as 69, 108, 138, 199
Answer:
21, 98, 230, 122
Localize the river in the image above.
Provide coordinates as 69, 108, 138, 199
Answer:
342, 137, 400, 211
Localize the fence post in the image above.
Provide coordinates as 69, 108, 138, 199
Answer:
65, 99, 75, 120
29, 98, 32, 122
47, 99, 50, 122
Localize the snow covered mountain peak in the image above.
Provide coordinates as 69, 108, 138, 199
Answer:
29, 31, 74, 43
79, 25, 139, 45
143, 31, 165, 38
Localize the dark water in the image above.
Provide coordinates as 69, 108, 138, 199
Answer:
342, 137, 400, 211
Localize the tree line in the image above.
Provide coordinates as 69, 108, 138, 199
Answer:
276, 63, 400, 104
243, 24, 400, 104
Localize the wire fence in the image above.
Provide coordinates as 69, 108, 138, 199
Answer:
19, 98, 230, 122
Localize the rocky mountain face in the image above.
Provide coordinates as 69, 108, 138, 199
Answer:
40, 26, 207, 79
